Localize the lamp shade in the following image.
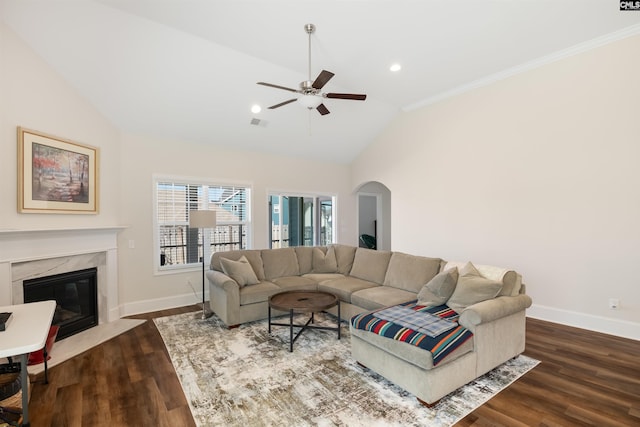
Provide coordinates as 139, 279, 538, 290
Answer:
297, 94, 323, 109
189, 210, 217, 228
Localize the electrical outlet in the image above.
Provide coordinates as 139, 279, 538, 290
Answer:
609, 298, 619, 309
128, 239, 135, 249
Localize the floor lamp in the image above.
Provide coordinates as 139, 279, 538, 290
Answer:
189, 210, 217, 319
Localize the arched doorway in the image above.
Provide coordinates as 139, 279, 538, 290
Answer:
355, 181, 391, 251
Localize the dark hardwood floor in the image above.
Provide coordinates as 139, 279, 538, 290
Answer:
25, 307, 639, 426
28, 305, 199, 427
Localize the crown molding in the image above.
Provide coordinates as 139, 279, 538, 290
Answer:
403, 23, 640, 112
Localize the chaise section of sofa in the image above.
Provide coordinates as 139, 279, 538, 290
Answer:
349, 262, 532, 405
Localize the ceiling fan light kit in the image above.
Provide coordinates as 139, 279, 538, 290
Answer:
298, 94, 323, 109
257, 24, 366, 116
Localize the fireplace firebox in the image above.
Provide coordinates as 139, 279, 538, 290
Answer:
23, 267, 98, 340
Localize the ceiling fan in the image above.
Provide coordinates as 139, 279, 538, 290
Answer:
257, 24, 367, 116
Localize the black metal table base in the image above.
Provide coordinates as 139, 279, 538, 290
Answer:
268, 303, 341, 352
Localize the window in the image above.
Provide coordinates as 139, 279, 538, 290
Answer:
269, 193, 334, 248
154, 177, 251, 272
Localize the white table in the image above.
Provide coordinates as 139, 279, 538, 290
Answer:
0, 300, 56, 426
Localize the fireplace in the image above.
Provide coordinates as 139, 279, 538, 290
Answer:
23, 267, 98, 340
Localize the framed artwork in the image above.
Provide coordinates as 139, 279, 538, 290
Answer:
17, 127, 99, 214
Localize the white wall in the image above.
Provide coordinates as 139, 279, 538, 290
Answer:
0, 22, 356, 316
117, 133, 356, 315
0, 22, 121, 229
352, 34, 640, 340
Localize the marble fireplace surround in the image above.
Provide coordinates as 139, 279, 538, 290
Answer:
0, 227, 124, 324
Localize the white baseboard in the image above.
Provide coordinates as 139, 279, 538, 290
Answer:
527, 304, 640, 341
119, 292, 203, 318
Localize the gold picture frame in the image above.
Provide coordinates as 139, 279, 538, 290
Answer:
17, 127, 99, 214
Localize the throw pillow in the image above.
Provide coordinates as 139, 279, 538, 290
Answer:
312, 246, 338, 273
459, 261, 481, 277
417, 267, 459, 307
220, 255, 259, 287
447, 262, 502, 313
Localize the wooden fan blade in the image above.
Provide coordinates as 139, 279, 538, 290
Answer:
325, 93, 367, 101
268, 98, 297, 109
316, 103, 330, 115
312, 70, 335, 90
257, 82, 298, 93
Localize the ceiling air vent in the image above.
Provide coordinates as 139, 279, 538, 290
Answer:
250, 118, 267, 127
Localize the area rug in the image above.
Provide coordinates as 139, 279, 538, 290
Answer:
155, 312, 538, 427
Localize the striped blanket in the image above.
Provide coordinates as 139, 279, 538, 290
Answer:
373, 305, 456, 337
351, 301, 473, 366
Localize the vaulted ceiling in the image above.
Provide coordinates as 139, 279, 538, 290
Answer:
2, 1, 639, 162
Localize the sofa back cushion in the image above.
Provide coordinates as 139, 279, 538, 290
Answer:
349, 248, 392, 284
261, 248, 300, 280
443, 261, 521, 296
294, 246, 315, 274
332, 244, 357, 275
211, 250, 265, 280
383, 252, 442, 293
312, 246, 338, 273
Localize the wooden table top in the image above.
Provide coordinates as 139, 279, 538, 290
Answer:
268, 290, 338, 313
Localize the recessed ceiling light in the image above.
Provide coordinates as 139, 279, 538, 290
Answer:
251, 104, 261, 114
390, 63, 402, 72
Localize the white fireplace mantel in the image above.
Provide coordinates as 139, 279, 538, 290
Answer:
0, 226, 126, 322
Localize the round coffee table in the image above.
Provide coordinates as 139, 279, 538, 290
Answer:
268, 290, 341, 352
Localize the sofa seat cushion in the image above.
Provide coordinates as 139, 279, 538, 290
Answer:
350, 303, 474, 367
239, 281, 281, 305
261, 248, 300, 280
351, 286, 418, 311
318, 277, 380, 303
272, 276, 318, 291
383, 252, 442, 293
302, 273, 346, 283
350, 325, 474, 370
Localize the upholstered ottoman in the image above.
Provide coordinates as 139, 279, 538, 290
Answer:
349, 303, 477, 405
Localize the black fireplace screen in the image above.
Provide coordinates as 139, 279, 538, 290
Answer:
23, 267, 98, 340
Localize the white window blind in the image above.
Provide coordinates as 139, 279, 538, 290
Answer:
155, 178, 251, 271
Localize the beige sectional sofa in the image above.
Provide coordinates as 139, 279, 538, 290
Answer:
206, 244, 532, 405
